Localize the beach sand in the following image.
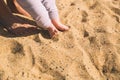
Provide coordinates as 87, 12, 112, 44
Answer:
0, 0, 120, 80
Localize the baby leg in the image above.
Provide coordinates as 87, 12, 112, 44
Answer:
16, 0, 58, 37
42, 0, 69, 31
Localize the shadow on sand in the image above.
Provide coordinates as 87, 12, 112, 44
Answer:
0, 15, 51, 39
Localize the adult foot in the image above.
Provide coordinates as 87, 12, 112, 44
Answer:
51, 19, 69, 31
3, 23, 39, 36
0, 16, 39, 35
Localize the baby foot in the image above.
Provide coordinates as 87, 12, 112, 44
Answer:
47, 25, 59, 38
51, 19, 69, 31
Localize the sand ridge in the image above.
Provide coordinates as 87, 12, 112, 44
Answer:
0, 0, 120, 80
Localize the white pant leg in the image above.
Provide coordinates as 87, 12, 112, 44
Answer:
16, 0, 52, 29
41, 0, 59, 20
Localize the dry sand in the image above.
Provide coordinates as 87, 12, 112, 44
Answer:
0, 0, 120, 80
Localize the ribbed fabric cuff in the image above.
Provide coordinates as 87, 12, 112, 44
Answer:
49, 10, 59, 20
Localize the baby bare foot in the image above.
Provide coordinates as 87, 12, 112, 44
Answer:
51, 19, 69, 31
47, 25, 59, 38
